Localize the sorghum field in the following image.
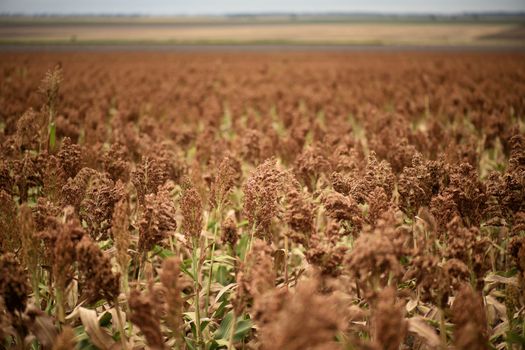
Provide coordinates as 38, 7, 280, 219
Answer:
0, 51, 524, 350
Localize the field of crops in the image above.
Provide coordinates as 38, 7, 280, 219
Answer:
0, 51, 525, 349
2, 15, 524, 46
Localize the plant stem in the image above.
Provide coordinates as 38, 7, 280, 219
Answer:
227, 312, 237, 350
56, 287, 65, 323
439, 308, 447, 349
119, 262, 135, 339
205, 219, 220, 317
114, 298, 128, 350
284, 235, 289, 290
15, 327, 24, 350
31, 270, 40, 307
136, 252, 146, 281
245, 223, 256, 262
522, 310, 525, 338
193, 237, 203, 350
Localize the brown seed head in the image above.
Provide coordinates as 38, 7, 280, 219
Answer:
346, 210, 409, 297
129, 289, 165, 350
80, 172, 123, 240
322, 191, 363, 235
19, 204, 39, 284
371, 287, 407, 350
103, 143, 131, 182
49, 212, 85, 297
221, 214, 238, 248
0, 253, 29, 314
242, 158, 287, 239
259, 278, 345, 350
0, 190, 18, 253
76, 235, 120, 304
233, 239, 275, 315
39, 65, 62, 108
305, 232, 347, 277
159, 257, 185, 338
57, 137, 82, 179
15, 108, 46, 151
180, 183, 203, 240
131, 156, 170, 206
209, 155, 241, 212
451, 284, 488, 350
139, 182, 177, 253
285, 188, 315, 245
112, 195, 131, 274
52, 326, 77, 350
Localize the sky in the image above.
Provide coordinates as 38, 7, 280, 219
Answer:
1, 0, 524, 15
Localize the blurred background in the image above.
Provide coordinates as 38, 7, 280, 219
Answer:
0, 0, 524, 48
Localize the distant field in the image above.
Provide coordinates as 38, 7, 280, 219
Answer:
0, 16, 524, 46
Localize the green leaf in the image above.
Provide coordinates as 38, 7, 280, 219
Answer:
207, 219, 219, 231
212, 298, 230, 320
237, 220, 249, 228
212, 255, 237, 264
48, 122, 56, 151
178, 257, 195, 281
506, 331, 525, 345
214, 283, 236, 304
237, 234, 250, 261
183, 312, 210, 333
152, 244, 175, 259
233, 318, 252, 341
214, 311, 252, 343
98, 311, 112, 327
215, 339, 229, 348
98, 239, 113, 251
216, 265, 231, 286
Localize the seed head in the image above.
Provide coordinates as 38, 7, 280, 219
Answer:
221, 214, 238, 248
209, 155, 241, 212
233, 239, 275, 315
371, 287, 407, 350
52, 326, 77, 350
451, 284, 488, 350
0, 253, 29, 314
159, 257, 185, 338
180, 182, 203, 240
76, 235, 120, 304
259, 278, 344, 350
129, 290, 165, 350
139, 182, 177, 253
242, 159, 287, 239
112, 196, 131, 275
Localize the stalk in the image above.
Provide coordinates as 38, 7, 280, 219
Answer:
284, 235, 289, 290
114, 298, 128, 350
169, 234, 175, 255
412, 219, 417, 250
136, 251, 146, 281
14, 327, 25, 350
120, 268, 134, 339
56, 287, 65, 323
520, 299, 525, 338
205, 216, 220, 317
246, 223, 256, 262
439, 308, 447, 349
227, 312, 237, 350
31, 270, 40, 307
192, 237, 203, 350
121, 270, 129, 296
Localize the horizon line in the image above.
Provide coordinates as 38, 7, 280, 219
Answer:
1, 10, 525, 17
